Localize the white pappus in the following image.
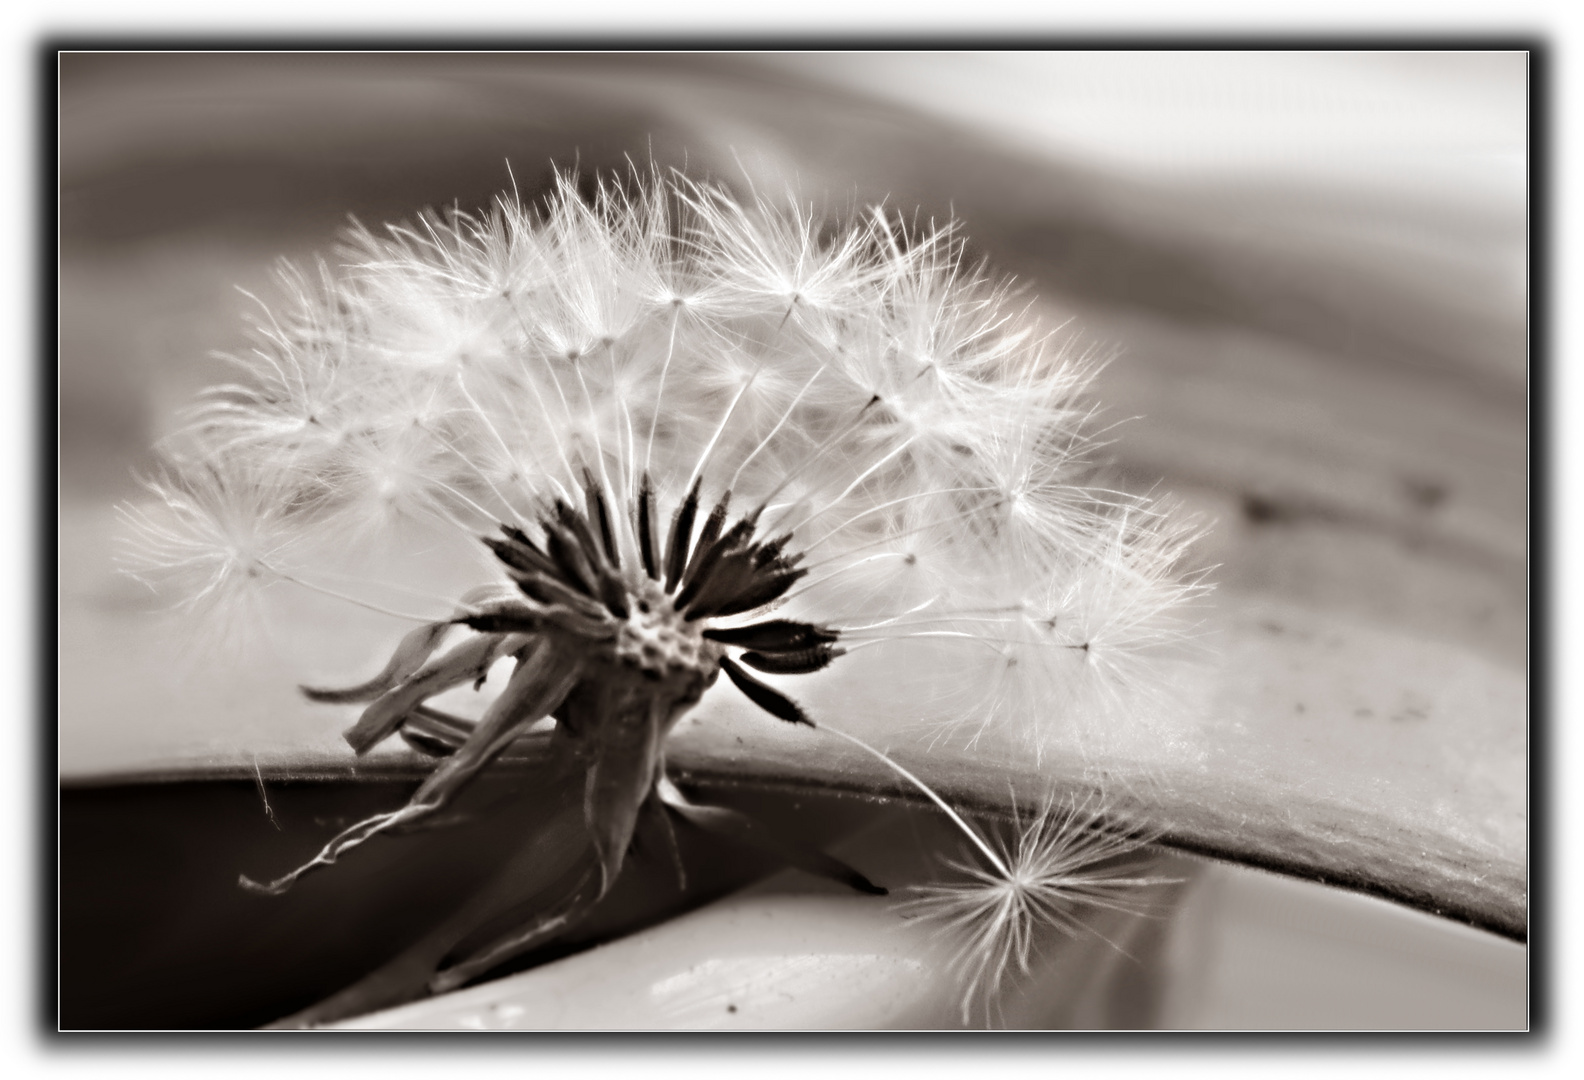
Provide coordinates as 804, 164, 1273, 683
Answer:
116, 167, 1206, 1020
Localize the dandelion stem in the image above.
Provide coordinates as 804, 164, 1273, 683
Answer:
295, 564, 479, 612
816, 723, 1010, 880
752, 394, 882, 515
803, 485, 995, 552
643, 305, 682, 475
449, 371, 538, 521
684, 368, 757, 500
262, 563, 445, 624
769, 432, 920, 537
794, 500, 998, 574
775, 549, 915, 603
728, 364, 825, 493
838, 602, 1023, 634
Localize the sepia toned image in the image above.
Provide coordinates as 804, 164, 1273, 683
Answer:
58, 50, 1527, 1030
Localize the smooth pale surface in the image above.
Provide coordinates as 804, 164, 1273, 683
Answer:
339, 892, 956, 1030
1160, 860, 1527, 1029
337, 858, 1524, 1030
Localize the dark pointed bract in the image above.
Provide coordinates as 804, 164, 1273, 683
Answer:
719, 655, 814, 726
739, 644, 844, 675
636, 473, 659, 580
664, 476, 702, 590
702, 619, 839, 652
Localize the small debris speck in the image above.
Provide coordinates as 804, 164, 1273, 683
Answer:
1402, 477, 1449, 511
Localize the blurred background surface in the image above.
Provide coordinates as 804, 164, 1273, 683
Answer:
57, 51, 1528, 1027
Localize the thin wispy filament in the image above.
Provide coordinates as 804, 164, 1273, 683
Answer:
818, 723, 1010, 879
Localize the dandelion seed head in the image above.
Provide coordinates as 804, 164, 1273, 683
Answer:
112, 165, 1216, 1010
118, 164, 1206, 860
121, 170, 1199, 661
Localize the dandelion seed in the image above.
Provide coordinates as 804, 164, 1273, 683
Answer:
118, 165, 1204, 1019
115, 459, 315, 654
897, 790, 1178, 1025
811, 722, 1175, 1024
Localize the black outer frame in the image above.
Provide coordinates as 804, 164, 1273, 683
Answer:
40, 35, 1547, 1040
